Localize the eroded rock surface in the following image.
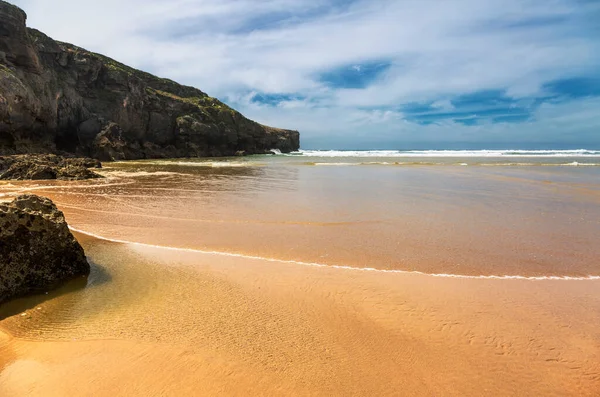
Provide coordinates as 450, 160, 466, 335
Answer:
0, 195, 90, 303
0, 1, 300, 159
0, 154, 102, 180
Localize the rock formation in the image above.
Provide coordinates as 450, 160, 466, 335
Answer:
0, 154, 102, 180
0, 1, 300, 160
0, 195, 90, 303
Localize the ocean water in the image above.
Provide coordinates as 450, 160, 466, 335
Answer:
1, 149, 599, 278
273, 149, 600, 166
290, 149, 600, 158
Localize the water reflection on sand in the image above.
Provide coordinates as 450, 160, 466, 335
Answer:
1, 157, 600, 396
3, 156, 599, 277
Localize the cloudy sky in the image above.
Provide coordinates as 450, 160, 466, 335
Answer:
12, 0, 600, 149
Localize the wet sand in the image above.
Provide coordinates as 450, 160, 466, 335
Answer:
1, 158, 600, 395
2, 160, 600, 277
1, 236, 600, 396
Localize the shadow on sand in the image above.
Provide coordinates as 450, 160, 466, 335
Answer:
0, 260, 112, 321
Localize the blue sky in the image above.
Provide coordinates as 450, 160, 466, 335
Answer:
13, 0, 600, 149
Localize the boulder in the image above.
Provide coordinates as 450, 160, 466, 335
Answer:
0, 195, 90, 303
0, 154, 103, 180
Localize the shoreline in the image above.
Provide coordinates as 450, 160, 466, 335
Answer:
69, 227, 600, 281
2, 158, 600, 278
1, 233, 599, 395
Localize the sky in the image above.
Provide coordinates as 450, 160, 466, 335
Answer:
12, 0, 600, 149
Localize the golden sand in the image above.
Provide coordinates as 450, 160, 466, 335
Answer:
1, 237, 599, 396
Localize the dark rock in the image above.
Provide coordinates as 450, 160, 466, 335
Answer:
0, 195, 90, 304
0, 1, 300, 159
61, 156, 101, 169
0, 155, 14, 171
0, 154, 103, 180
0, 1, 40, 73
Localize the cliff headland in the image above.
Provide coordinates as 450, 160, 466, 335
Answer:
0, 0, 299, 160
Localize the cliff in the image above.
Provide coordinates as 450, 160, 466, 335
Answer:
0, 1, 299, 159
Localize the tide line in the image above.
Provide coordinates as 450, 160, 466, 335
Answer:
69, 227, 600, 282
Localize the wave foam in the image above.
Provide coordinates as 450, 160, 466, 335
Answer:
129, 160, 264, 168
289, 149, 600, 158
302, 161, 600, 167
69, 227, 600, 281
98, 170, 189, 177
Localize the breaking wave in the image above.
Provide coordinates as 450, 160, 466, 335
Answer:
287, 149, 600, 158
119, 160, 265, 168
70, 227, 600, 281
302, 161, 600, 167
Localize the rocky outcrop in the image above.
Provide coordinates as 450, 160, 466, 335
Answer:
0, 1, 300, 159
0, 154, 102, 180
0, 195, 90, 303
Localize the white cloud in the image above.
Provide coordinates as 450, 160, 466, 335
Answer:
10, 0, 600, 147
231, 94, 600, 148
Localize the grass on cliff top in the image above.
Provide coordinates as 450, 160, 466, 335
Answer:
27, 28, 47, 43
146, 87, 236, 114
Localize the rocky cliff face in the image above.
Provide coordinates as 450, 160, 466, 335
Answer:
0, 1, 299, 159
0, 195, 90, 303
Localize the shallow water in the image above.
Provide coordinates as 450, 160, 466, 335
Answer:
1, 152, 599, 277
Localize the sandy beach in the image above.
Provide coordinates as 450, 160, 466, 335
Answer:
1, 157, 600, 396
2, 236, 600, 396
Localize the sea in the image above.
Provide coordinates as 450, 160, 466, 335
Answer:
1, 148, 599, 279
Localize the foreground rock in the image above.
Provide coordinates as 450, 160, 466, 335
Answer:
0, 1, 300, 159
0, 154, 102, 180
0, 195, 90, 303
